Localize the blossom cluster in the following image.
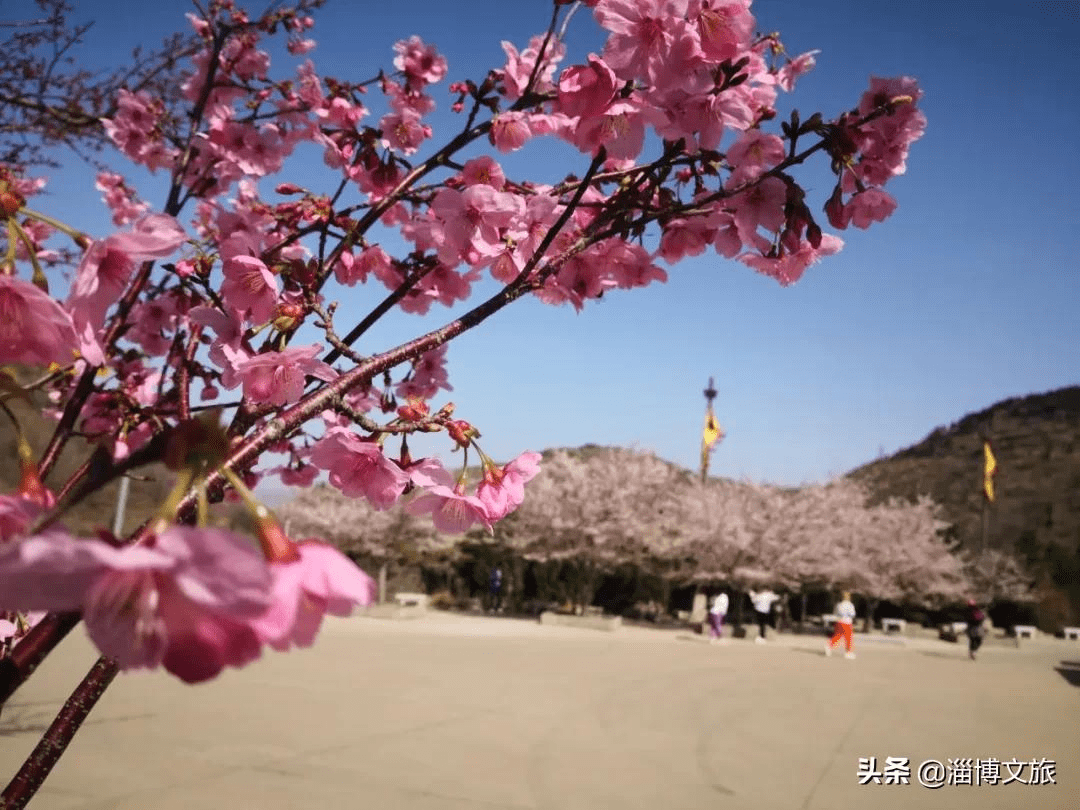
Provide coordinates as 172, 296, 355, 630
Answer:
0, 0, 923, 691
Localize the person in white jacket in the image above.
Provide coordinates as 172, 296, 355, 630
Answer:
707, 591, 729, 643
748, 589, 779, 643
825, 592, 857, 659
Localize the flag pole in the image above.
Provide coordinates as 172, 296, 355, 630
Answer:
701, 377, 719, 483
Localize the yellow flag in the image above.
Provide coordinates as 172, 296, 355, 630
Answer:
983, 441, 997, 502
702, 406, 723, 452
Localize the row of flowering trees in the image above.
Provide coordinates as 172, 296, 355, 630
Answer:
281, 445, 1034, 624
501, 448, 1030, 620
0, 0, 928, 804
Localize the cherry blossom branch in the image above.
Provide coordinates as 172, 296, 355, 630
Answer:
0, 613, 81, 708
175, 220, 600, 519
321, 260, 439, 365
331, 397, 444, 435
178, 325, 203, 422
521, 4, 561, 100
0, 656, 118, 809
310, 301, 369, 366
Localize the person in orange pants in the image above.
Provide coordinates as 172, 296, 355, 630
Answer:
825, 592, 857, 659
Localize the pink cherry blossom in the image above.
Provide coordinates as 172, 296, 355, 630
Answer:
572, 98, 655, 160
0, 495, 43, 542
335, 244, 392, 287
250, 539, 376, 651
477, 451, 542, 521
394, 343, 453, 400
739, 233, 843, 286
234, 345, 337, 406
460, 156, 506, 189
778, 50, 820, 92
844, 187, 898, 229
711, 210, 744, 258
598, 238, 668, 290
188, 304, 248, 388
65, 214, 187, 365
405, 480, 493, 535
380, 109, 432, 155
393, 36, 447, 91
0, 276, 78, 367
430, 186, 523, 264
726, 130, 786, 182
220, 254, 280, 324
101, 89, 180, 172
558, 55, 619, 118
0, 526, 273, 682
851, 76, 926, 185
499, 36, 565, 101
125, 289, 190, 356
729, 175, 788, 238
278, 463, 319, 487
489, 112, 532, 152
595, 0, 692, 83
95, 171, 150, 226
690, 0, 755, 63
309, 428, 412, 509
659, 217, 715, 263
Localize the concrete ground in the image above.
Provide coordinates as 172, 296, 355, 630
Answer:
1, 613, 1077, 810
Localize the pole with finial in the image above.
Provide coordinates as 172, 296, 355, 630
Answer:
700, 377, 721, 483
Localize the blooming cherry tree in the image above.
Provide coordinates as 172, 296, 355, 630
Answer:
505, 447, 689, 610
0, 0, 925, 802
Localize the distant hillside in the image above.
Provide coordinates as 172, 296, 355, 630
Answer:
847, 386, 1080, 555
1, 369, 173, 536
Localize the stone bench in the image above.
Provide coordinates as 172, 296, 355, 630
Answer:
393, 592, 430, 609
1063, 627, 1080, 641
1014, 624, 1036, 639
881, 618, 906, 634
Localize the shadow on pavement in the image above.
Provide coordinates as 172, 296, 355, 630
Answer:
788, 646, 828, 657
1053, 660, 1080, 687
0, 707, 52, 737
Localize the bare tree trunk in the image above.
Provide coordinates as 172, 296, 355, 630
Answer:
378, 562, 388, 605
863, 597, 879, 633
799, 590, 809, 632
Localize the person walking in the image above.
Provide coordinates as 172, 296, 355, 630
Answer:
748, 588, 779, 643
707, 591, 729, 643
488, 566, 503, 613
966, 598, 987, 660
825, 592, 857, 659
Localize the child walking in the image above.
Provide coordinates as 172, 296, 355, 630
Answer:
826, 592, 857, 659
707, 591, 729, 643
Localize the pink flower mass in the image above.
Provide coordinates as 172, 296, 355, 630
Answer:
250, 539, 376, 650
0, 526, 274, 683
405, 480, 493, 535
0, 276, 78, 366
477, 451, 542, 520
310, 428, 413, 509
65, 214, 187, 365
233, 344, 338, 406
0, 7, 928, 798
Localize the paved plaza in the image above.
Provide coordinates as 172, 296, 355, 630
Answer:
1, 613, 1077, 810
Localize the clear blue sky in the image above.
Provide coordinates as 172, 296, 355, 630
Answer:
20, 0, 1080, 492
